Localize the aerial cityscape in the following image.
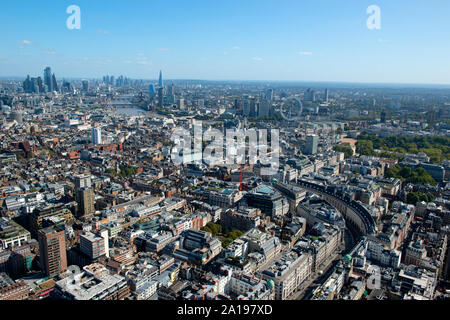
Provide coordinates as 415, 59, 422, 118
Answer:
0, 0, 450, 306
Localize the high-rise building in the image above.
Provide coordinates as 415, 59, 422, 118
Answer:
80, 232, 106, 260
249, 99, 258, 117
242, 99, 250, 117
158, 70, 163, 88
324, 89, 329, 103
91, 127, 102, 145
149, 84, 156, 96
305, 134, 318, 155
258, 100, 271, 118
44, 67, 53, 92
38, 226, 67, 278
82, 80, 89, 92
76, 188, 95, 217
265, 88, 274, 101
74, 174, 91, 190
158, 87, 164, 108
305, 88, 316, 102
52, 73, 58, 92
74, 174, 95, 217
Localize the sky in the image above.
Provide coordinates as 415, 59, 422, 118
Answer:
1, 0, 450, 84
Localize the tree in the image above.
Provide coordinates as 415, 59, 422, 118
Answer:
357, 134, 450, 164
356, 140, 375, 156
201, 226, 213, 234
204, 222, 222, 236
406, 192, 420, 205
333, 145, 353, 158
407, 192, 435, 205
386, 165, 436, 186
221, 238, 233, 248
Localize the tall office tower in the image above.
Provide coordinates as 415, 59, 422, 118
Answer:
305, 134, 319, 155
38, 226, 67, 278
23, 76, 32, 93
305, 88, 316, 102
110, 76, 115, 86
158, 87, 164, 107
74, 174, 92, 190
158, 70, 163, 88
242, 99, 250, 117
265, 88, 274, 101
82, 80, 89, 92
76, 188, 95, 217
52, 73, 58, 91
31, 78, 40, 93
74, 174, 95, 217
37, 77, 44, 92
24, 75, 41, 93
324, 89, 329, 103
62, 81, 74, 93
91, 127, 102, 145
258, 99, 271, 117
149, 84, 156, 96
249, 99, 259, 117
44, 67, 53, 92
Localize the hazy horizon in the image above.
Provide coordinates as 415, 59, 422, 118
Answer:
2, 0, 450, 84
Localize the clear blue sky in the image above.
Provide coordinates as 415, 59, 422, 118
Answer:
1, 0, 450, 84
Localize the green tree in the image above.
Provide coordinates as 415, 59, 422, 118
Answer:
221, 238, 233, 248
356, 140, 375, 156
333, 145, 354, 158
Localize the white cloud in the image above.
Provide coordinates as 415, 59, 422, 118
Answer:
298, 51, 313, 56
136, 55, 149, 63
252, 57, 263, 61
232, 46, 240, 50
157, 48, 170, 51
97, 29, 109, 35
18, 40, 32, 45
45, 49, 56, 55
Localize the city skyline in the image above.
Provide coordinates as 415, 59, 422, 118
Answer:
1, 0, 450, 84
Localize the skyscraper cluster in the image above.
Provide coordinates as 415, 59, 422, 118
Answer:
23, 67, 58, 94
102, 75, 132, 87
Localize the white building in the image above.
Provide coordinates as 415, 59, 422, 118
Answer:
91, 127, 102, 145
